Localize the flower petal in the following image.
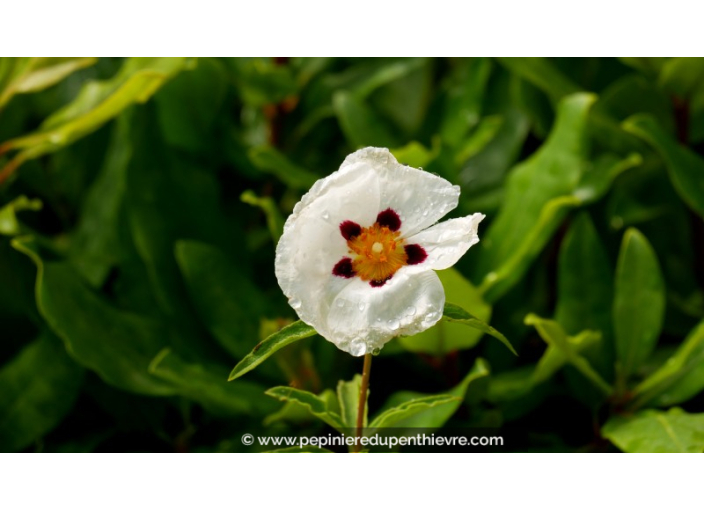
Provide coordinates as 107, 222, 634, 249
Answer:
340, 147, 460, 237
324, 270, 445, 356
404, 213, 485, 272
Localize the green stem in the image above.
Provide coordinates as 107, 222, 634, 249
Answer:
354, 352, 372, 453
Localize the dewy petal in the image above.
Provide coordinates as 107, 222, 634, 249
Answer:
340, 148, 460, 237
404, 213, 485, 272
325, 270, 445, 356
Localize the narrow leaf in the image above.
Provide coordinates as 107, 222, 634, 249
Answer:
613, 228, 666, 381
525, 314, 613, 395
265, 386, 345, 431
229, 321, 317, 381
368, 395, 460, 429
443, 302, 516, 355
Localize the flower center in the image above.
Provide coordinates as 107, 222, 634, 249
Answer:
347, 223, 408, 285
332, 208, 428, 287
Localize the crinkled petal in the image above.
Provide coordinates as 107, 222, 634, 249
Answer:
324, 270, 445, 356
340, 148, 460, 237
404, 213, 485, 272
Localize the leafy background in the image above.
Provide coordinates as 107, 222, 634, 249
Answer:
1, 57, 703, 452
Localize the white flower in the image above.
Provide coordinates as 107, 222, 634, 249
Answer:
275, 147, 485, 356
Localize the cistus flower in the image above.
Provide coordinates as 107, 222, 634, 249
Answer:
275, 147, 485, 356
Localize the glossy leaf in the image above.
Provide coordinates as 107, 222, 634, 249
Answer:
498, 57, 581, 103
613, 228, 666, 382
442, 302, 516, 355
148, 349, 275, 416
440, 58, 492, 147
555, 213, 613, 335
265, 386, 345, 431
602, 408, 704, 453
176, 240, 270, 360
337, 375, 365, 429
228, 321, 317, 381
532, 330, 601, 386
333, 91, 398, 148
0, 57, 96, 109
525, 314, 613, 395
0, 333, 83, 452
473, 93, 595, 296
624, 114, 704, 218
368, 395, 459, 429
248, 145, 319, 190
13, 237, 174, 396
633, 319, 704, 408
372, 358, 490, 429
400, 269, 491, 355
0, 58, 191, 184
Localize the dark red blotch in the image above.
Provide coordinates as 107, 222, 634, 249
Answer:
332, 258, 356, 278
370, 276, 392, 288
404, 244, 427, 265
376, 208, 401, 231
339, 220, 362, 240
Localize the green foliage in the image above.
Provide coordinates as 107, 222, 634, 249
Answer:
2, 57, 704, 452
602, 408, 704, 453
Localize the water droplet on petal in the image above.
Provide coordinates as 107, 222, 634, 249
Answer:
322, 211, 330, 220
404, 306, 416, 316
372, 347, 381, 356
358, 302, 366, 311
387, 319, 400, 331
349, 340, 367, 356
336, 299, 345, 308
289, 298, 302, 309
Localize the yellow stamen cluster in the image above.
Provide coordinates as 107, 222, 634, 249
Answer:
347, 223, 408, 283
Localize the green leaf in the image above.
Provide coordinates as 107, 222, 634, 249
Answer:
148, 349, 275, 416
391, 139, 440, 169
525, 314, 613, 395
658, 57, 704, 103
400, 268, 491, 355
337, 375, 366, 428
440, 58, 492, 147
13, 237, 174, 396
633, 319, 704, 408
228, 321, 317, 381
0, 333, 83, 452
0, 58, 191, 183
0, 57, 96, 109
498, 57, 581, 103
240, 190, 284, 243
613, 228, 666, 382
602, 408, 704, 453
554, 213, 613, 337
532, 329, 602, 386
371, 358, 490, 429
176, 240, 270, 360
0, 195, 42, 236
265, 386, 345, 431
154, 58, 227, 153
624, 114, 704, 218
225, 58, 298, 107
472, 93, 596, 298
68, 111, 131, 287
263, 388, 338, 427
442, 302, 516, 355
333, 91, 399, 148
247, 145, 319, 190
368, 395, 460, 429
